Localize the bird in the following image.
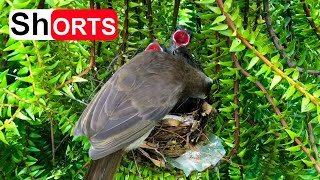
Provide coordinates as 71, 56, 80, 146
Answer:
144, 41, 165, 52
74, 44, 213, 179
166, 25, 202, 70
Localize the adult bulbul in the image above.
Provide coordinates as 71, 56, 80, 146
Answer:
74, 48, 212, 179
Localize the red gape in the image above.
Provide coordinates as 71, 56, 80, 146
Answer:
145, 42, 163, 52
173, 30, 190, 48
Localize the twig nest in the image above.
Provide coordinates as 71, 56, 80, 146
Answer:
137, 101, 214, 167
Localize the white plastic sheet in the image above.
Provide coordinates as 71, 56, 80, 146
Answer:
167, 133, 225, 176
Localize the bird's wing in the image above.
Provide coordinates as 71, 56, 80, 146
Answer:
74, 53, 184, 160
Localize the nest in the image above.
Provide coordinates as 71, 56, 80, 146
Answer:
132, 100, 215, 167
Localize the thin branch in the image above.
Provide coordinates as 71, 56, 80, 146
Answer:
253, 0, 261, 31
216, 0, 320, 107
286, 1, 295, 41
215, 32, 221, 74
54, 134, 69, 153
20, 41, 39, 105
24, 124, 35, 180
48, 112, 55, 165
2, 34, 8, 67
225, 36, 320, 174
0, 107, 22, 131
0, 72, 19, 79
172, 0, 181, 30
263, 0, 320, 75
301, 0, 320, 40
90, 0, 94, 9
37, 0, 45, 9
145, 0, 154, 40
58, 90, 88, 105
75, 160, 91, 177
307, 112, 318, 159
229, 78, 240, 157
1, 88, 34, 104
56, 45, 96, 89
0, 104, 18, 107
196, 4, 202, 33
107, 0, 112, 8
118, 0, 129, 54
96, 2, 102, 57
243, 0, 249, 29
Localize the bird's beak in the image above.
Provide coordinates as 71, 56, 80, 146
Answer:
173, 30, 190, 48
145, 42, 164, 52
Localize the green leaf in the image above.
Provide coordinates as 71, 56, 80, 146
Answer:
284, 129, 298, 140
4, 42, 23, 51
34, 88, 48, 96
19, 76, 33, 83
237, 148, 247, 158
270, 75, 282, 90
195, 0, 215, 4
77, 44, 90, 58
224, 0, 232, 12
17, 67, 29, 75
313, 89, 320, 98
8, 54, 25, 61
206, 5, 221, 14
62, 86, 75, 99
211, 24, 228, 31
247, 57, 259, 70
13, 0, 30, 8
17, 111, 31, 120
53, 90, 62, 95
292, 69, 299, 80
270, 54, 280, 63
59, 71, 71, 83
0, 25, 8, 34
219, 106, 233, 112
218, 30, 233, 36
212, 15, 226, 25
285, 145, 301, 152
72, 76, 88, 83
230, 38, 241, 50
76, 59, 83, 74
48, 74, 61, 84
283, 86, 296, 100
29, 146, 41, 152
230, 38, 245, 52
0, 130, 8, 144
301, 159, 314, 167
301, 97, 316, 112
128, 27, 138, 34
129, 2, 139, 7
45, 60, 59, 70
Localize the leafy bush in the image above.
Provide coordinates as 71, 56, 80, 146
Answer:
0, 0, 320, 179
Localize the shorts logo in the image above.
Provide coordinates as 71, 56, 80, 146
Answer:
9, 9, 118, 40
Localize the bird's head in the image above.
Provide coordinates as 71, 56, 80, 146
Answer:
145, 41, 165, 52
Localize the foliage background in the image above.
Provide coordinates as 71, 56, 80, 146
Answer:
1, 0, 320, 179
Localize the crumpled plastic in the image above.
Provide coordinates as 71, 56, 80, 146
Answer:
167, 133, 225, 176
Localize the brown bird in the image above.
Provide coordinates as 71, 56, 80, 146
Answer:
74, 45, 212, 179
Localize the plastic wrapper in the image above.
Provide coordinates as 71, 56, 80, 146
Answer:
167, 133, 225, 176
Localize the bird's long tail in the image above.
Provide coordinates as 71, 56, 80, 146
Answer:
84, 150, 123, 180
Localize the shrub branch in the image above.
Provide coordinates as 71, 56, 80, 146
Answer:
172, 0, 181, 30
216, 0, 320, 107
263, 0, 320, 75
225, 35, 320, 173
56, 45, 96, 89
145, 0, 154, 40
301, 0, 320, 40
